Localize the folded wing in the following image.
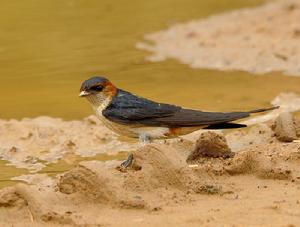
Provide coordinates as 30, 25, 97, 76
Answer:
140, 109, 251, 127
103, 89, 181, 123
103, 89, 277, 128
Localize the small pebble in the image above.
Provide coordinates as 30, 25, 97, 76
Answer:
273, 112, 297, 142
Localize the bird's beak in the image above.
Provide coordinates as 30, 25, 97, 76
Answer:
79, 90, 90, 97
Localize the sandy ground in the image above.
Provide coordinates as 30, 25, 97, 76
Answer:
137, 0, 300, 76
0, 117, 300, 226
0, 94, 300, 226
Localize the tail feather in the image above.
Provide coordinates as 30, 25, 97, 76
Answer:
204, 122, 247, 129
203, 106, 279, 130
249, 106, 279, 114
134, 105, 279, 127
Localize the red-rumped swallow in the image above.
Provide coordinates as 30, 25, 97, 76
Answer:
79, 76, 278, 144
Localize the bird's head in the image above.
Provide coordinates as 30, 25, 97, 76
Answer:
79, 76, 117, 108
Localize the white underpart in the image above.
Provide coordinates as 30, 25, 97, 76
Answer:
86, 94, 170, 140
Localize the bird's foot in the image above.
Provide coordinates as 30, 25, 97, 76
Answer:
118, 153, 142, 172
121, 153, 134, 168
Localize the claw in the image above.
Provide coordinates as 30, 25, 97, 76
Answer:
121, 153, 134, 168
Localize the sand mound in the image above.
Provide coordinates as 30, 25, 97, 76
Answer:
57, 144, 206, 210
0, 184, 77, 225
58, 165, 116, 204
226, 148, 293, 180
190, 136, 299, 181
187, 131, 234, 161
127, 145, 190, 190
273, 112, 297, 142
226, 123, 274, 152
0, 187, 27, 208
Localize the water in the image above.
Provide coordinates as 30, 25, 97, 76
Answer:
1, 0, 300, 188
0, 160, 28, 188
38, 152, 127, 176
1, 0, 293, 120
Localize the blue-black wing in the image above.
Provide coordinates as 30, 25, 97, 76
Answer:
102, 89, 181, 124
103, 89, 277, 127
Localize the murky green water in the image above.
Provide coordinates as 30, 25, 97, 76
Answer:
0, 152, 127, 189
0, 160, 28, 188
38, 152, 127, 176
1, 0, 295, 120
1, 0, 300, 189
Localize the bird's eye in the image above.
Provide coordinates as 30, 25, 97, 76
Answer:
91, 85, 104, 92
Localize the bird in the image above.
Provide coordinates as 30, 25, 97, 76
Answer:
79, 76, 278, 167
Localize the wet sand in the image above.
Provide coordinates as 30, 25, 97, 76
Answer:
0, 113, 300, 226
137, 0, 300, 76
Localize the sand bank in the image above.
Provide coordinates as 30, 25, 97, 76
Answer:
137, 0, 300, 76
0, 121, 300, 226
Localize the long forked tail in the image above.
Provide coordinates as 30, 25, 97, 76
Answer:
248, 106, 279, 114
203, 106, 279, 129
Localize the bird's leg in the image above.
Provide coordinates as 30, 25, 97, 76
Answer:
139, 133, 152, 144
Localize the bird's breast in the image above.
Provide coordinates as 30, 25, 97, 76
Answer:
93, 108, 169, 138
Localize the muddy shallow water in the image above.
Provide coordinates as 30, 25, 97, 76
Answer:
1, 0, 295, 120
